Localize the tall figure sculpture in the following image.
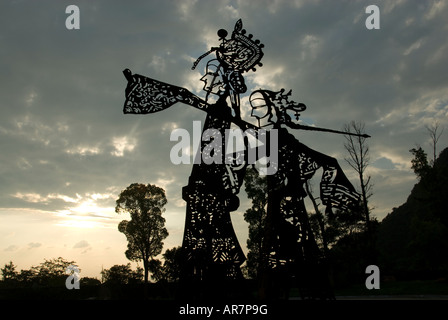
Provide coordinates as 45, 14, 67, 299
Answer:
180, 20, 265, 284
122, 20, 265, 286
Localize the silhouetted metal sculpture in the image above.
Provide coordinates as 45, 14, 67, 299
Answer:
123, 20, 264, 285
122, 19, 367, 299
248, 89, 361, 299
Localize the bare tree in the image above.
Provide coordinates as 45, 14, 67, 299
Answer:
425, 122, 444, 166
343, 121, 373, 233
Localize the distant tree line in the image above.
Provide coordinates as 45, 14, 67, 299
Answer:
0, 257, 100, 288
0, 247, 182, 299
1, 247, 183, 288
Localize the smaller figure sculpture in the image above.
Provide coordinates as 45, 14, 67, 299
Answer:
249, 89, 361, 299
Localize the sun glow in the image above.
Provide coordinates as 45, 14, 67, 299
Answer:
55, 199, 117, 229
56, 219, 100, 229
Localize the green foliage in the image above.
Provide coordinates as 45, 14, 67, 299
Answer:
310, 207, 366, 252
306, 180, 376, 288
148, 246, 183, 283
0, 257, 79, 288
243, 166, 268, 279
1, 261, 17, 282
330, 231, 370, 285
148, 259, 164, 282
81, 277, 101, 286
0, 258, 103, 299
34, 257, 77, 286
161, 246, 183, 283
409, 146, 431, 180
116, 183, 169, 283
101, 263, 143, 285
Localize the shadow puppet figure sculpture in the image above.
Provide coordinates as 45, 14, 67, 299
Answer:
249, 89, 361, 299
121, 19, 369, 298
122, 20, 264, 286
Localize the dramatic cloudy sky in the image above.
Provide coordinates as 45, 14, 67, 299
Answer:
1, 0, 447, 278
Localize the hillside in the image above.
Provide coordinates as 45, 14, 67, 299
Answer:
377, 148, 448, 279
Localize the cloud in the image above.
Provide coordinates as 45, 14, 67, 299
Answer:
403, 38, 425, 56
424, 0, 446, 20
73, 240, 93, 254
372, 157, 397, 170
73, 240, 90, 249
4, 245, 19, 252
17, 157, 32, 170
28, 242, 42, 249
12, 192, 48, 204
65, 145, 102, 156
11, 192, 80, 205
111, 136, 137, 157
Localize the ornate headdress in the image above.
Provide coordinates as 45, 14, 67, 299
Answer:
192, 19, 264, 73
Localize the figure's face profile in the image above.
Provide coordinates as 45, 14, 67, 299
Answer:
250, 91, 274, 127
250, 89, 307, 128
200, 60, 226, 97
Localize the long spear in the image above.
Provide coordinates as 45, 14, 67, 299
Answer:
122, 69, 370, 138
286, 122, 371, 138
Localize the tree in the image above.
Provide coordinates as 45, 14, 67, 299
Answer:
426, 122, 444, 166
148, 259, 165, 282
410, 146, 430, 180
16, 269, 36, 284
4, 257, 77, 286
34, 257, 77, 286
101, 264, 143, 285
306, 179, 367, 248
148, 247, 184, 283
80, 277, 101, 286
1, 261, 18, 282
116, 183, 169, 285
343, 121, 373, 233
161, 246, 182, 283
242, 166, 268, 279
1, 258, 85, 290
